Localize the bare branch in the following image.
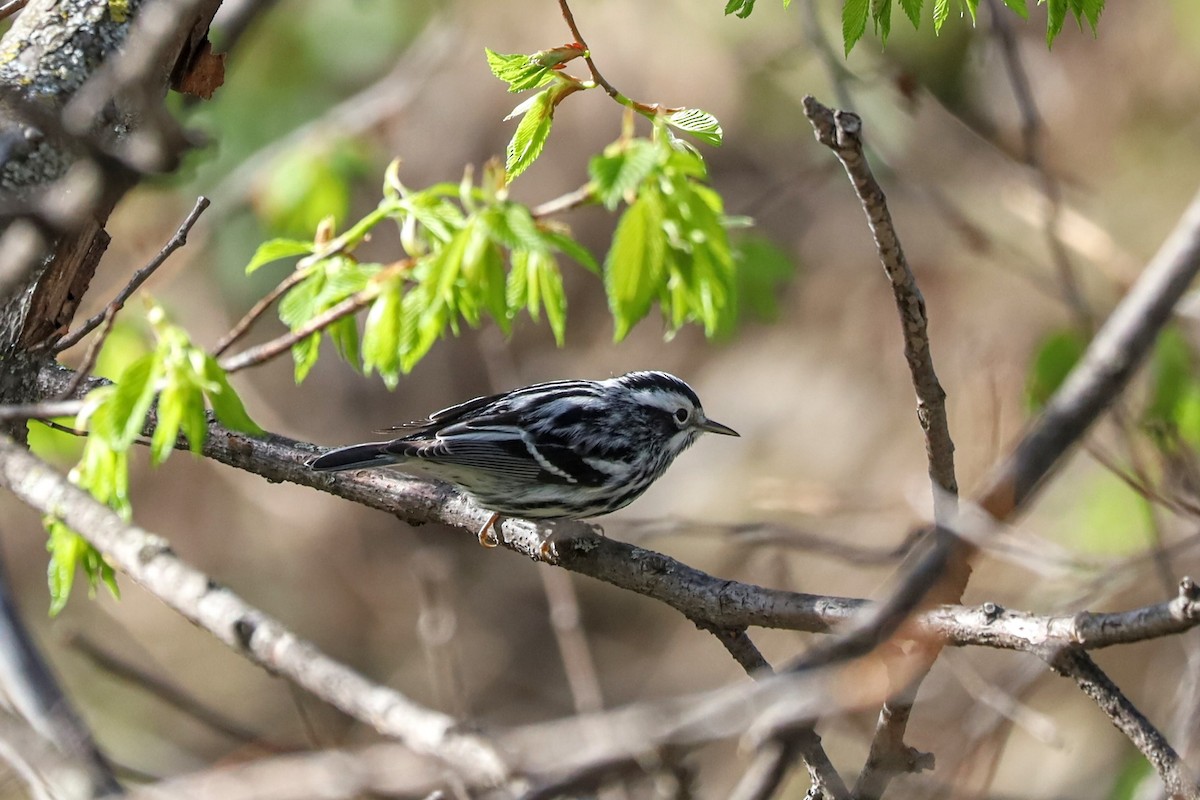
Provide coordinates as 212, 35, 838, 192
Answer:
0, 555, 120, 798
55, 195, 210, 352
976, 186, 1200, 517
1051, 649, 1199, 799
0, 433, 510, 789
0, 399, 83, 421
801, 95, 957, 507
210, 268, 307, 357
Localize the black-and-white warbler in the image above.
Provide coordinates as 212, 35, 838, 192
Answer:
309, 371, 738, 545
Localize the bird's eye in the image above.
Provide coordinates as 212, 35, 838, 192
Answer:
673, 408, 690, 426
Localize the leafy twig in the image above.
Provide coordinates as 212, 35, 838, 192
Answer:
217, 284, 380, 374
211, 268, 308, 357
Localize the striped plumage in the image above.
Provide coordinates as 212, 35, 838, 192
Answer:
310, 372, 738, 539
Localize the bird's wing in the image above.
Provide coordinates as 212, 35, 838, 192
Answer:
385, 434, 546, 482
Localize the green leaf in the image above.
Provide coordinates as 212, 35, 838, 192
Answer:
541, 228, 600, 274
1079, 0, 1103, 33
1046, 0, 1067, 46
506, 250, 530, 318
292, 333, 322, 384
605, 193, 665, 341
724, 0, 756, 17
109, 354, 160, 449
536, 256, 567, 345
734, 236, 798, 325
589, 140, 659, 210
664, 109, 723, 148
202, 356, 263, 435
244, 239, 314, 274
363, 280, 404, 387
179, 382, 209, 455
1001, 0, 1028, 18
46, 521, 81, 616
960, 0, 977, 24
505, 88, 555, 182
45, 520, 118, 616
843, 0, 869, 53
900, 0, 923, 27
150, 382, 185, 465
328, 315, 361, 367
279, 272, 321, 330
933, 0, 950, 32
485, 48, 556, 93
1025, 328, 1088, 411
873, 0, 893, 44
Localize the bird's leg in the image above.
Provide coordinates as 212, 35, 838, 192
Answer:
477, 512, 501, 548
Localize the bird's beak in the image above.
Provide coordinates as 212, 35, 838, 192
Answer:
698, 417, 739, 437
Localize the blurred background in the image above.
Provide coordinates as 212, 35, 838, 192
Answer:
5, 0, 1200, 797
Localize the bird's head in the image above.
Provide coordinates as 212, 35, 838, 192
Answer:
612, 371, 739, 456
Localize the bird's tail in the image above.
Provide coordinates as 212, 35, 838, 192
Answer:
309, 442, 398, 472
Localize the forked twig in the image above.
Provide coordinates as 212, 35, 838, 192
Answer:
55, 196, 210, 353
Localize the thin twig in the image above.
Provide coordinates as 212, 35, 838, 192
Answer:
59, 304, 116, 399
987, 0, 1092, 330
217, 283, 380, 374
531, 184, 596, 219
211, 268, 307, 357
55, 196, 210, 352
67, 633, 293, 751
556, 0, 619, 99
802, 94, 960, 799
0, 400, 84, 421
1051, 649, 1199, 799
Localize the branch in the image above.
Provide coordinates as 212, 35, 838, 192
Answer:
1051, 649, 1199, 799
976, 186, 1200, 518
0, 556, 120, 798
35, 358, 1200, 655
801, 95, 957, 507
0, 433, 511, 789
55, 195, 210, 352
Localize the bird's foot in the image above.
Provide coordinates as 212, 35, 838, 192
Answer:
477, 512, 501, 548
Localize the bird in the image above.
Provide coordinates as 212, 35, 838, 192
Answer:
309, 371, 739, 546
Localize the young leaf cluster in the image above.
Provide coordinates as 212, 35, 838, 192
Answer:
246, 162, 599, 388
593, 127, 740, 340
487, 47, 723, 182
723, 0, 1104, 54
45, 306, 262, 614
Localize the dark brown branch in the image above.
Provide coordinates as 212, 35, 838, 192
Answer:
55, 195, 209, 352
211, 268, 307, 357
1051, 649, 1199, 799
801, 95, 957, 507
556, 0, 620, 100
216, 283, 381, 374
